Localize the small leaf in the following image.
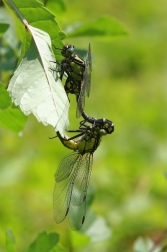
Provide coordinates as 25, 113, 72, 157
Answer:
66, 16, 128, 37
28, 231, 59, 252
0, 23, 10, 37
8, 26, 69, 135
133, 237, 161, 252
6, 228, 16, 252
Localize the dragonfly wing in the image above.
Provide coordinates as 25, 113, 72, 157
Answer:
76, 90, 85, 118
76, 44, 92, 117
53, 152, 81, 223
84, 43, 92, 96
68, 152, 93, 230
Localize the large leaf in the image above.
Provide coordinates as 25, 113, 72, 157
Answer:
7, 25, 69, 136
28, 231, 59, 252
66, 16, 128, 37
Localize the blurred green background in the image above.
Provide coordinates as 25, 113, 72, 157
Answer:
0, 0, 167, 251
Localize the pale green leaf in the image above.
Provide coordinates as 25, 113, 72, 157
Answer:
133, 237, 161, 252
85, 216, 111, 243
80, 209, 111, 243
8, 26, 69, 136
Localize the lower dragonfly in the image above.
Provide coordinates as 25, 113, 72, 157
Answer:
52, 43, 92, 117
53, 115, 114, 230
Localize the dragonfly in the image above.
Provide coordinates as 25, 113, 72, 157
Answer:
52, 43, 92, 117
53, 115, 114, 230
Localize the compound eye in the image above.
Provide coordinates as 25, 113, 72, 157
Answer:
103, 122, 114, 134
100, 129, 107, 136
66, 46, 74, 56
64, 44, 69, 49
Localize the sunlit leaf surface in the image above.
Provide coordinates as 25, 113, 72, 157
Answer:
8, 26, 69, 136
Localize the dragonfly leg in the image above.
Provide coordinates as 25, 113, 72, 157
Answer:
49, 135, 58, 140
67, 132, 85, 140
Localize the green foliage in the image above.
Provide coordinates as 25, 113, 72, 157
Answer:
0, 83, 27, 132
2, 0, 70, 135
66, 16, 128, 37
28, 231, 59, 252
0, 0, 166, 252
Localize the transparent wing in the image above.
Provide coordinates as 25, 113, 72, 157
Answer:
84, 43, 92, 97
53, 152, 81, 223
76, 44, 92, 118
68, 152, 93, 230
76, 90, 85, 118
53, 151, 93, 230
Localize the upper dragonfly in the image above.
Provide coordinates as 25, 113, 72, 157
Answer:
53, 116, 114, 230
52, 43, 92, 117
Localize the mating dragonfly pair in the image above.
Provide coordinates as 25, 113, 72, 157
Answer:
51, 43, 114, 230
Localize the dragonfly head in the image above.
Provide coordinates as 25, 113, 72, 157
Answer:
62, 44, 75, 57
99, 118, 114, 135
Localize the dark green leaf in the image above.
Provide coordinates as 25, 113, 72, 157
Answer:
28, 231, 59, 252
66, 16, 128, 37
0, 23, 10, 37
